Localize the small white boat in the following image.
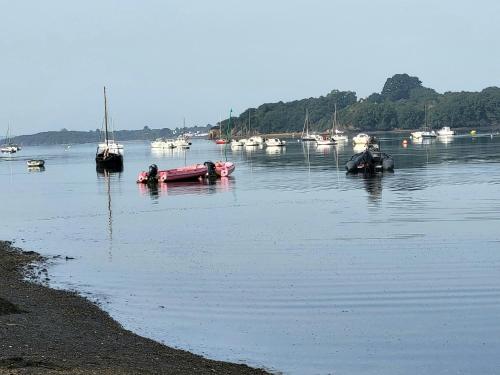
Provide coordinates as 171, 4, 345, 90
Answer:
230, 139, 244, 147
421, 130, 437, 138
245, 137, 260, 146
315, 135, 336, 145
1, 145, 17, 153
411, 131, 423, 139
437, 126, 455, 136
27, 159, 45, 167
151, 138, 176, 149
174, 138, 190, 148
352, 133, 370, 145
332, 132, 348, 142
265, 138, 286, 147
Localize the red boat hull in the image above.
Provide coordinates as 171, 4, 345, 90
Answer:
215, 139, 228, 144
215, 161, 235, 177
137, 164, 208, 183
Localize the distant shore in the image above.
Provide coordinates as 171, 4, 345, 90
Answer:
0, 241, 270, 375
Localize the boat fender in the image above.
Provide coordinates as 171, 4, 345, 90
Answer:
137, 171, 148, 183
158, 171, 168, 182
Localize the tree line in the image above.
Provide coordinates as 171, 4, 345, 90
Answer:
223, 74, 500, 134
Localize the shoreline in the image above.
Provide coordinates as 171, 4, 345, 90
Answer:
0, 240, 270, 375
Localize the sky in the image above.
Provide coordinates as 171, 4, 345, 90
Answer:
1, 0, 499, 135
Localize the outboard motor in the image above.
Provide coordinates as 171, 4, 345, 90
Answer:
148, 164, 158, 183
204, 161, 217, 178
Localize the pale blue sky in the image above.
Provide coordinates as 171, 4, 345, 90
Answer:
1, 0, 499, 134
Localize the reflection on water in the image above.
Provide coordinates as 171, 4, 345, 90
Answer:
27, 166, 46, 172
1, 135, 500, 375
137, 177, 234, 199
265, 146, 286, 155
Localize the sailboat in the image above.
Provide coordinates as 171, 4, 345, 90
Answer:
331, 104, 348, 142
413, 104, 436, 139
301, 109, 317, 141
1, 126, 20, 153
215, 114, 229, 144
95, 87, 124, 171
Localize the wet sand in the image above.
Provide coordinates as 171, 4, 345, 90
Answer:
0, 241, 270, 375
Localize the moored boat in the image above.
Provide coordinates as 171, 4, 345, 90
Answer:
137, 163, 208, 183
346, 137, 394, 174
215, 138, 229, 144
437, 126, 455, 136
95, 87, 124, 171
27, 159, 45, 167
214, 161, 235, 177
265, 138, 286, 147
151, 138, 176, 149
352, 133, 370, 145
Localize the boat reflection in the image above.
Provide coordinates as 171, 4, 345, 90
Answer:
27, 166, 46, 172
316, 144, 334, 154
96, 164, 123, 174
138, 177, 234, 199
266, 146, 286, 155
438, 135, 454, 145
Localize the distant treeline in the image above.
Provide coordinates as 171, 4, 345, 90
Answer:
222, 74, 500, 135
6, 125, 211, 146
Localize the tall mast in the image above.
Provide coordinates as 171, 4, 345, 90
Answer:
333, 103, 337, 133
104, 86, 109, 146
248, 109, 251, 135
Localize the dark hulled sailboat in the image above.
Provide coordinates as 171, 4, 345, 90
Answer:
95, 87, 123, 171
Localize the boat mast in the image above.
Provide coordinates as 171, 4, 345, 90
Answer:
104, 86, 109, 146
333, 103, 337, 134
302, 109, 309, 137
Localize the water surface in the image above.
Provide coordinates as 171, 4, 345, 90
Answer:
1, 134, 500, 374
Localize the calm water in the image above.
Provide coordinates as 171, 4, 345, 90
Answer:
1, 134, 500, 374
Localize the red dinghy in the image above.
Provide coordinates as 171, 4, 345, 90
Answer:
215, 139, 229, 144
215, 161, 235, 177
137, 164, 207, 183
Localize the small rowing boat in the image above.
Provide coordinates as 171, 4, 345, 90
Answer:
27, 159, 45, 167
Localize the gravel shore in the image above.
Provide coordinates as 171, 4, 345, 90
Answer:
0, 241, 270, 375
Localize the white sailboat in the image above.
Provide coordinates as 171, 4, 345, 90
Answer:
301, 109, 317, 141
1, 126, 20, 153
331, 104, 348, 142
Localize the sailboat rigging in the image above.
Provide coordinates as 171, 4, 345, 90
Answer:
301, 109, 316, 141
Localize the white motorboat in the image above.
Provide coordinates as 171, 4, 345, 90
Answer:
411, 131, 423, 139
437, 126, 455, 136
315, 135, 336, 145
245, 137, 260, 146
265, 138, 286, 147
230, 139, 244, 147
27, 159, 45, 167
151, 138, 176, 149
174, 138, 190, 148
352, 133, 370, 145
421, 130, 437, 138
